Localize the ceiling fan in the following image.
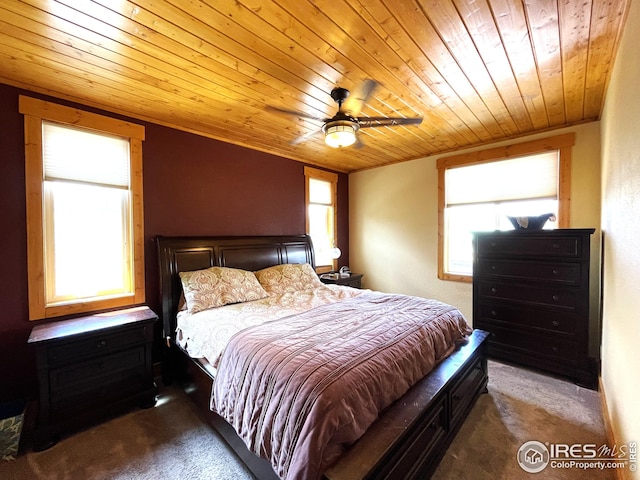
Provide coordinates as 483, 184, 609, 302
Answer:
268, 80, 423, 148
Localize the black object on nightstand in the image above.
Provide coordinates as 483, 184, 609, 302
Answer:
320, 272, 364, 288
28, 306, 158, 450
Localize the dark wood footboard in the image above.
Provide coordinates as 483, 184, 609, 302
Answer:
170, 329, 489, 480
324, 328, 489, 480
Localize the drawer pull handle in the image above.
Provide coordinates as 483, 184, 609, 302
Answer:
491, 310, 497, 317
97, 340, 107, 348
491, 287, 497, 294
552, 269, 559, 275
552, 294, 560, 302
429, 419, 440, 430
552, 320, 560, 327
551, 346, 559, 352
491, 265, 496, 270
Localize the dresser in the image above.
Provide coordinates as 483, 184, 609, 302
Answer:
472, 229, 595, 387
28, 306, 158, 450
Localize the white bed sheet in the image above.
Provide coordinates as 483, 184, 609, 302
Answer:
176, 284, 364, 368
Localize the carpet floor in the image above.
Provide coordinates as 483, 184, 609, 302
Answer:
431, 361, 613, 480
0, 360, 612, 480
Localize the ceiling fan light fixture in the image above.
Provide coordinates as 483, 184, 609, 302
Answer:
324, 121, 357, 148
272, 80, 421, 147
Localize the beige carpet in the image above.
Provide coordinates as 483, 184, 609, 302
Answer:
0, 360, 613, 480
0, 388, 254, 480
432, 361, 613, 480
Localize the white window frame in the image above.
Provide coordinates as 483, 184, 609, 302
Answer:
304, 166, 339, 273
20, 96, 146, 320
437, 133, 575, 282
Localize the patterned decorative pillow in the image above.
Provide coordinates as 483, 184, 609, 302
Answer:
255, 263, 324, 295
179, 266, 268, 314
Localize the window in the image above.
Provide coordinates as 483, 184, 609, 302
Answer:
20, 96, 146, 320
304, 167, 338, 273
437, 133, 574, 282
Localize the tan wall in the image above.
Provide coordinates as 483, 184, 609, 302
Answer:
600, 0, 640, 476
349, 121, 601, 347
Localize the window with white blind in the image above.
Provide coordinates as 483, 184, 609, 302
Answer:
437, 134, 574, 281
20, 96, 146, 320
304, 167, 338, 273
43, 121, 133, 305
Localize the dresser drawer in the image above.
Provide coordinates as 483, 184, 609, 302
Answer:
476, 234, 580, 258
476, 259, 580, 285
488, 325, 580, 363
49, 347, 146, 395
47, 325, 149, 365
477, 302, 578, 335
478, 281, 579, 309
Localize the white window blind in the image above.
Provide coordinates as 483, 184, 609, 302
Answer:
43, 121, 130, 187
445, 151, 559, 206
309, 177, 332, 204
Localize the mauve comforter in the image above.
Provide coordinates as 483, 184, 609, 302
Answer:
212, 290, 472, 480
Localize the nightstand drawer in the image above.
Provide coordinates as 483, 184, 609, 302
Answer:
50, 372, 148, 415
48, 325, 149, 365
50, 347, 146, 394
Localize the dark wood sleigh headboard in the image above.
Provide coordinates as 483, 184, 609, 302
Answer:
155, 234, 315, 343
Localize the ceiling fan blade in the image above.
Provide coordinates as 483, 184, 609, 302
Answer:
290, 128, 322, 145
343, 79, 378, 116
265, 105, 326, 123
357, 116, 423, 128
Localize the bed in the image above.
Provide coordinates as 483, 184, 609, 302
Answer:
156, 234, 489, 480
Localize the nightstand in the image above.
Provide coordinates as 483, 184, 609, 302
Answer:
319, 272, 364, 288
28, 306, 158, 450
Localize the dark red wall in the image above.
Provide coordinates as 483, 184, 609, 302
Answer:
0, 83, 349, 402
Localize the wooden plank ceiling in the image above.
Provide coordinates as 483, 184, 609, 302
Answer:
0, 0, 630, 173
